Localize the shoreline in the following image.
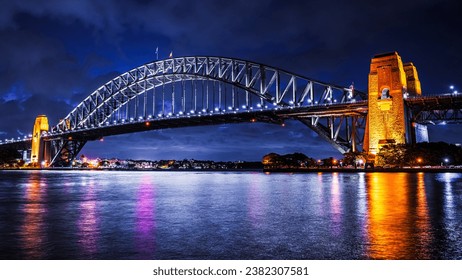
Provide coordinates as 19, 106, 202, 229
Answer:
263, 167, 462, 173
1, 167, 461, 173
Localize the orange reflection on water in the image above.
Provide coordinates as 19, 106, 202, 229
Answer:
366, 172, 430, 259
21, 173, 47, 259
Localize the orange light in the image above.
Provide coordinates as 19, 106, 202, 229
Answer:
145, 122, 150, 126
68, 136, 73, 140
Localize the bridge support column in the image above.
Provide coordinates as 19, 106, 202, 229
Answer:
31, 115, 50, 167
412, 122, 429, 143
49, 138, 87, 167
364, 52, 422, 160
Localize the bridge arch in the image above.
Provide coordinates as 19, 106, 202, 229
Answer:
54, 56, 364, 132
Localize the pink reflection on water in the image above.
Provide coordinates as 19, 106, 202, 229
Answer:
135, 174, 156, 258
21, 172, 48, 259
77, 177, 99, 257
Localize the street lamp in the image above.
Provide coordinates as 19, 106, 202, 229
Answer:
417, 158, 423, 166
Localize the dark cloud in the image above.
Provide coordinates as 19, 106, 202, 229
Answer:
1, 0, 461, 160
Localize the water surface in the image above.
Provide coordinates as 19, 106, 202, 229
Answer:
0, 170, 461, 259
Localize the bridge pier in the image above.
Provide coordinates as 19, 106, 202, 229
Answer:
364, 52, 422, 160
31, 115, 50, 167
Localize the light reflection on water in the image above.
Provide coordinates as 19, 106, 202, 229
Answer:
21, 173, 48, 259
366, 173, 430, 259
77, 176, 99, 258
0, 170, 461, 260
135, 174, 156, 259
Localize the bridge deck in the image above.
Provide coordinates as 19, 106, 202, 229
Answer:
1, 101, 368, 147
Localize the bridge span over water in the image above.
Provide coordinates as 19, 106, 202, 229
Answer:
1, 52, 461, 167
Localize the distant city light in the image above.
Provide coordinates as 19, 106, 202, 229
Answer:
450, 85, 454, 90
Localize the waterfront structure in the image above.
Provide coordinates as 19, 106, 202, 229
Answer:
0, 53, 461, 166
31, 115, 49, 166
364, 52, 422, 155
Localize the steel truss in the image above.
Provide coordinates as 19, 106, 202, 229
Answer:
44, 56, 367, 165
54, 56, 364, 130
297, 115, 367, 154
406, 94, 462, 124
49, 139, 87, 167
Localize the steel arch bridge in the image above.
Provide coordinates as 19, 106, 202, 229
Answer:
43, 56, 367, 166
2, 54, 460, 167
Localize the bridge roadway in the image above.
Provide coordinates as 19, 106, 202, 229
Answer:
0, 100, 368, 147
2, 92, 462, 149
405, 93, 462, 124
1, 93, 461, 159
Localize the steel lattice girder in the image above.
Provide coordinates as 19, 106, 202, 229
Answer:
54, 56, 364, 132
406, 94, 462, 124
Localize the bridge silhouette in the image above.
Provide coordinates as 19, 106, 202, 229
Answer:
1, 53, 461, 167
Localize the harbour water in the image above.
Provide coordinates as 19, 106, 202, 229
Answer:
0, 170, 461, 260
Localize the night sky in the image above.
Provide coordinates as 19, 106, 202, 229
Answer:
1, 0, 461, 161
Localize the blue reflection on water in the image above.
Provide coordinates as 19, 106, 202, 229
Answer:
0, 170, 461, 260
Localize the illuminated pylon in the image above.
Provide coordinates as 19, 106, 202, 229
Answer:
364, 52, 422, 158
31, 115, 49, 166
